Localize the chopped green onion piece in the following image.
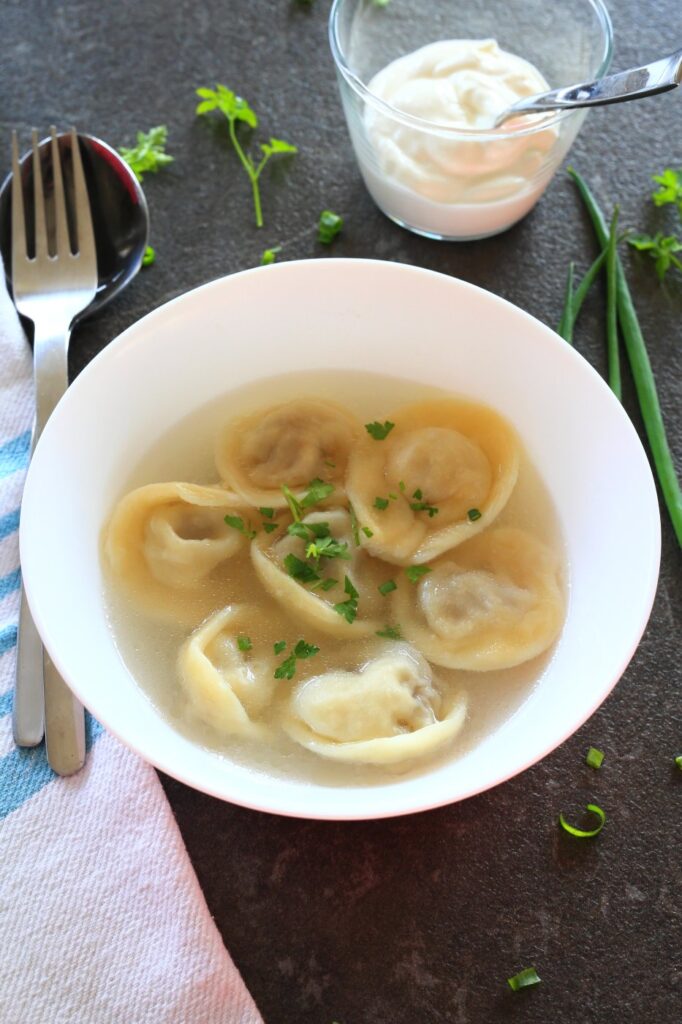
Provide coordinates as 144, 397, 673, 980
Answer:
224, 514, 256, 539
318, 209, 343, 244
142, 245, 156, 267
259, 507, 275, 518
237, 635, 252, 652
558, 803, 606, 838
365, 420, 395, 440
467, 508, 482, 522
410, 500, 439, 517
376, 625, 402, 640
362, 526, 374, 538
585, 747, 604, 770
374, 497, 389, 510
378, 580, 397, 596
507, 967, 541, 992
283, 553, 320, 584
281, 484, 302, 522
674, 755, 682, 770
405, 565, 432, 583
261, 246, 281, 266
262, 522, 278, 533
273, 640, 287, 655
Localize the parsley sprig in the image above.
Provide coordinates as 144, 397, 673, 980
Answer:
224, 514, 256, 539
365, 420, 395, 440
274, 639, 320, 680
333, 575, 359, 624
627, 167, 682, 281
118, 126, 174, 182
196, 84, 297, 228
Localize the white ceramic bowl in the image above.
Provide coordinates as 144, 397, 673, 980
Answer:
20, 259, 660, 819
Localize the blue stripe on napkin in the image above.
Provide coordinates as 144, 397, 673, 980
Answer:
0, 507, 20, 542
0, 431, 31, 479
0, 689, 12, 716
0, 569, 21, 600
0, 714, 104, 820
0, 624, 17, 657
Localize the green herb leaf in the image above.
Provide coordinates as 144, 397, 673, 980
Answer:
651, 167, 682, 213
301, 477, 335, 508
274, 652, 297, 680
378, 580, 397, 596
585, 746, 604, 770
376, 625, 402, 640
119, 125, 174, 182
349, 502, 361, 546
333, 575, 359, 623
362, 526, 374, 538
467, 508, 482, 522
261, 247, 281, 265
318, 209, 343, 244
195, 84, 296, 228
507, 967, 541, 992
287, 522, 312, 540
628, 231, 682, 282
293, 639, 319, 659
410, 500, 439, 518
674, 754, 682, 770
374, 496, 389, 510
324, 459, 336, 468
283, 553, 321, 584
224, 514, 256, 539
405, 565, 432, 583
273, 640, 287, 655
365, 420, 395, 440
306, 536, 351, 562
281, 484, 302, 522
259, 507, 275, 518
237, 635, 252, 652
412, 488, 422, 500
558, 803, 606, 838
319, 577, 338, 591
142, 245, 156, 267
262, 522, 278, 533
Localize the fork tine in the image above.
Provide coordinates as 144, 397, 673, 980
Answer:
50, 126, 70, 257
31, 128, 48, 259
69, 127, 95, 263
11, 131, 27, 266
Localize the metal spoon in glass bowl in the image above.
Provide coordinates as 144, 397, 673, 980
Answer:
0, 131, 149, 770
495, 47, 682, 127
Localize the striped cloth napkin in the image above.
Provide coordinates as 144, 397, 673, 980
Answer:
0, 263, 264, 1024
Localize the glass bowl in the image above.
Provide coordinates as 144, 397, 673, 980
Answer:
329, 0, 613, 240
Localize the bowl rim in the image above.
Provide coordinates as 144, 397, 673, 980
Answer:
328, 0, 614, 139
21, 258, 661, 820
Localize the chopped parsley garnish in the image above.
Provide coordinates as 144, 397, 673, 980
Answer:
288, 522, 314, 541
283, 553, 320, 584
274, 639, 320, 680
118, 125, 174, 182
376, 625, 402, 640
378, 580, 397, 596
224, 514, 256, 539
305, 536, 350, 562
262, 522, 278, 533
273, 640, 287, 655
259, 507, 275, 519
324, 459, 336, 468
467, 508, 482, 522
374, 497, 389, 510
300, 477, 334, 508
362, 526, 374, 538
558, 803, 606, 838
282, 485, 302, 522
410, 500, 439, 517
333, 575, 359, 624
405, 565, 432, 583
310, 576, 338, 592
507, 968, 541, 992
365, 420, 395, 441
237, 635, 252, 652
399, 480, 406, 492
261, 247, 281, 266
585, 747, 604, 770
318, 209, 343, 244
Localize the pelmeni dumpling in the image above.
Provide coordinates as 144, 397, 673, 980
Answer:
104, 482, 248, 620
346, 399, 519, 565
178, 604, 275, 739
215, 399, 361, 507
283, 644, 467, 764
394, 527, 564, 670
251, 508, 384, 637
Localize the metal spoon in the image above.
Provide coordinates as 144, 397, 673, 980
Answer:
495, 48, 682, 127
0, 131, 148, 765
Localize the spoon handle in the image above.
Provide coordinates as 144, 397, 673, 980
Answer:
496, 48, 682, 126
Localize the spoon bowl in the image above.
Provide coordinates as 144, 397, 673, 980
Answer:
0, 131, 149, 316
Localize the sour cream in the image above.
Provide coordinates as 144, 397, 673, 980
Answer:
361, 39, 562, 239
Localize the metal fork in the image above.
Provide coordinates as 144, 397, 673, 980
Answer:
11, 126, 97, 775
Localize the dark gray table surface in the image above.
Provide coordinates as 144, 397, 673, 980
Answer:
3, 1, 680, 1021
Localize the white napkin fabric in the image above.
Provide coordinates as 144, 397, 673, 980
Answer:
0, 264, 264, 1024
